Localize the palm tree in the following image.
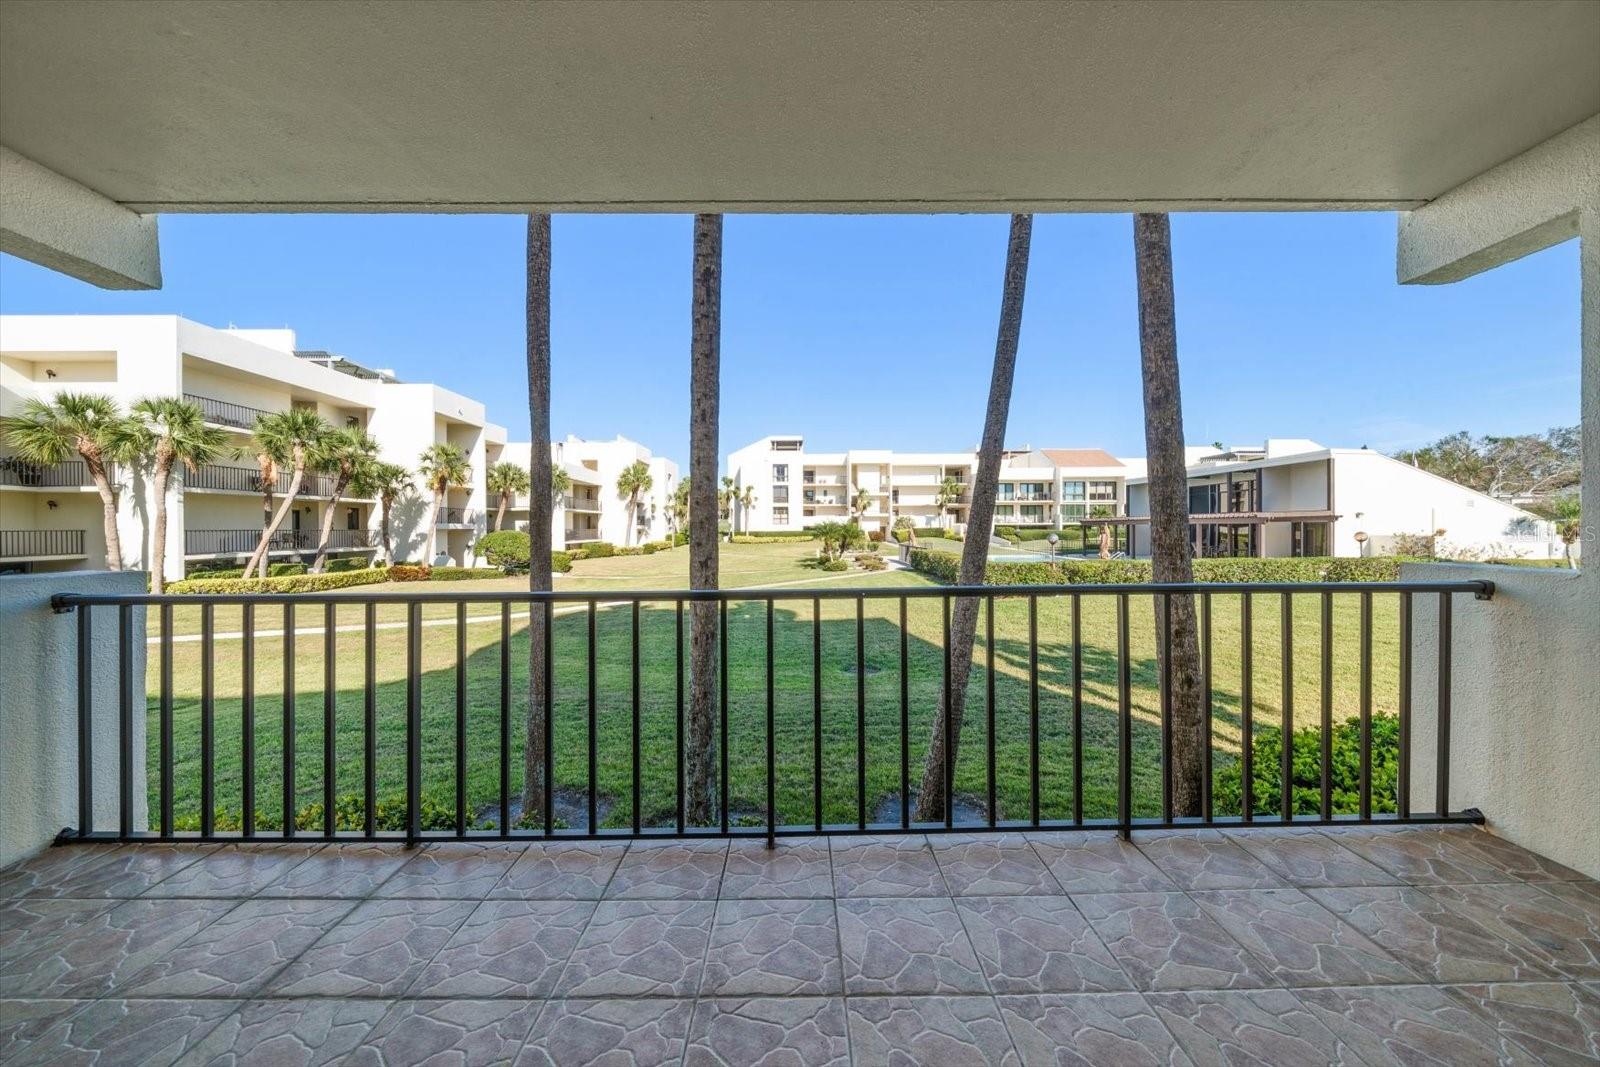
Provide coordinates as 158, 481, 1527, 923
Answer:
687, 213, 722, 825
1551, 494, 1581, 569
524, 212, 556, 821
616, 460, 654, 546
487, 461, 531, 532
719, 475, 737, 528
851, 484, 873, 524
308, 426, 380, 573
244, 408, 329, 576
0, 392, 133, 570
915, 214, 1033, 823
738, 485, 757, 531
120, 397, 231, 592
355, 461, 411, 565
670, 476, 691, 546
1133, 212, 1205, 818
935, 475, 963, 530
418, 442, 471, 564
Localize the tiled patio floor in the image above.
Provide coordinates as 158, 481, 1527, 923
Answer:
1, 825, 1596, 1065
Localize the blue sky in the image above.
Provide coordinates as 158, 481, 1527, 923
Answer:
0, 213, 1580, 469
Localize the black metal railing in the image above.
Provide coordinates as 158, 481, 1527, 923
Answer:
187, 465, 337, 498
184, 528, 375, 556
436, 508, 474, 526
184, 393, 276, 431
0, 457, 96, 488
2, 529, 86, 558
50, 578, 1491, 847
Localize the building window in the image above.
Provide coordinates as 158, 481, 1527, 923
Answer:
1089, 481, 1117, 502
994, 505, 1015, 518
772, 464, 789, 483
998, 484, 1016, 501
1061, 480, 1085, 502
803, 507, 815, 517
1292, 522, 1329, 557
772, 507, 789, 526
890, 488, 899, 504
1020, 505, 1045, 523
346, 508, 361, 530
771, 439, 801, 451
803, 468, 815, 483
1060, 503, 1087, 520
772, 485, 789, 503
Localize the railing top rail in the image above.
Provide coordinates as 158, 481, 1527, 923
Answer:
51, 578, 1495, 609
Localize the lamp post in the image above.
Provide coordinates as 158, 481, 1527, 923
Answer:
1047, 530, 1059, 561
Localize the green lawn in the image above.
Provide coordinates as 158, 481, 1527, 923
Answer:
144, 540, 1408, 830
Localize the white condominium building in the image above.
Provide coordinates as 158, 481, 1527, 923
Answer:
724, 435, 1129, 534
0, 315, 672, 573
492, 435, 679, 549
1120, 439, 1561, 561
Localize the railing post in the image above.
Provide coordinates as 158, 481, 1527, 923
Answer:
1117, 592, 1132, 840
406, 601, 421, 846
118, 604, 134, 840
1436, 592, 1452, 816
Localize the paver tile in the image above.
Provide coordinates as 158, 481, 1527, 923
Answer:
406, 899, 595, 998
956, 896, 1132, 994
837, 896, 987, 994
514, 998, 692, 1067
553, 899, 715, 996
1071, 892, 1276, 992
700, 898, 842, 996
848, 995, 1019, 1067
684, 998, 850, 1067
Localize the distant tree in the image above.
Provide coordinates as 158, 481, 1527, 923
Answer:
418, 442, 471, 563
354, 461, 411, 565
851, 484, 873, 522
308, 427, 380, 573
813, 520, 865, 562
935, 475, 963, 528
245, 408, 330, 577
616, 460, 654, 546
1, 392, 136, 570
1551, 494, 1582, 570
670, 476, 691, 545
738, 485, 757, 531
119, 397, 232, 591
487, 461, 531, 532
1395, 426, 1580, 501
719, 476, 737, 525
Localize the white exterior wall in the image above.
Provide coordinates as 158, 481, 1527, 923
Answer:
548, 436, 679, 547
1, 315, 507, 573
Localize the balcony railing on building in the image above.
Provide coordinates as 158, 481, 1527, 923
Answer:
436, 507, 475, 527
1, 529, 86, 558
184, 528, 375, 556
186, 464, 338, 498
50, 577, 1490, 846
0, 457, 97, 488
184, 393, 276, 431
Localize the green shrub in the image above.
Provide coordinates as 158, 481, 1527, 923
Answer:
478, 530, 530, 572
907, 552, 1406, 587
740, 530, 818, 540
174, 791, 462, 834
166, 569, 391, 594
268, 562, 308, 577
855, 553, 887, 571
1016, 527, 1053, 542
187, 565, 245, 579
1213, 714, 1399, 817
325, 557, 370, 573
673, 531, 689, 547
642, 540, 671, 554
584, 541, 616, 558
731, 534, 815, 544
614, 546, 644, 556
551, 550, 573, 573
428, 566, 481, 580
820, 559, 849, 572
389, 564, 432, 582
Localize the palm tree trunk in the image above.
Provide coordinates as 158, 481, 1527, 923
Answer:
425, 489, 442, 563
1133, 212, 1205, 818
83, 454, 123, 571
246, 472, 275, 577
687, 213, 722, 826
310, 477, 349, 574
915, 214, 1032, 823
149, 458, 172, 592
523, 212, 555, 821
494, 494, 508, 533
380, 500, 394, 565
254, 468, 306, 576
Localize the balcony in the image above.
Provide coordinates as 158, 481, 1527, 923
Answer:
1, 577, 1594, 1066
185, 464, 342, 499
184, 528, 375, 556
0, 528, 85, 559
436, 507, 476, 527
183, 392, 276, 431
564, 495, 601, 513
0, 457, 97, 489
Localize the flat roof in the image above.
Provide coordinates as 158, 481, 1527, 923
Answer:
2, 2, 1595, 212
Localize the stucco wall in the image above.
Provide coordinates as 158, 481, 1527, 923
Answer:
1400, 562, 1598, 878
0, 570, 147, 868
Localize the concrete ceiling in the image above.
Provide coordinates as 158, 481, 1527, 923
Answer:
1, 0, 1597, 213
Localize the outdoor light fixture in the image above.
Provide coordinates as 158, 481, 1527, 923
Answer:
1354, 530, 1369, 557
46, 499, 58, 510
1047, 531, 1060, 559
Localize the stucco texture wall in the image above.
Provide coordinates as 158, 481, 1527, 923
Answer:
1400, 562, 1599, 877
0, 571, 147, 868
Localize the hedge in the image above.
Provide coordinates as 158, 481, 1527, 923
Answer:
174, 791, 462, 833
389, 564, 432, 581
1214, 714, 1399, 816
552, 550, 573, 573
732, 534, 814, 544
583, 541, 616, 558
739, 530, 818, 540
907, 551, 1408, 586
166, 569, 390, 594
427, 566, 484, 581
478, 530, 529, 571
183, 560, 311, 580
